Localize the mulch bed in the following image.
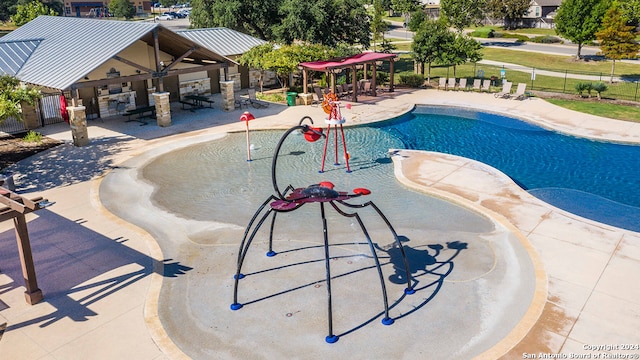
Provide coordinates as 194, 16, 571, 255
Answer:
0, 133, 64, 171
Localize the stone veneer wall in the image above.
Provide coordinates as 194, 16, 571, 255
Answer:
179, 78, 211, 98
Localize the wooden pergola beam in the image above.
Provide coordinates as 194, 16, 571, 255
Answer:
1, 187, 51, 305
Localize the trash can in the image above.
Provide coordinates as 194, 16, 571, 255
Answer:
286, 92, 297, 106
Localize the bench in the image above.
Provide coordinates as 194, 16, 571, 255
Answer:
125, 106, 156, 125
179, 100, 200, 111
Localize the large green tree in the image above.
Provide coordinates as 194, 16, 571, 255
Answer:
486, 0, 532, 29
411, 19, 454, 81
555, 0, 612, 60
275, 0, 370, 47
618, 0, 640, 25
109, 0, 136, 19
238, 43, 353, 88
10, 1, 57, 26
0, 75, 41, 123
441, 33, 483, 77
190, 0, 370, 47
596, 2, 640, 82
190, 0, 280, 41
370, 0, 390, 51
440, 0, 486, 31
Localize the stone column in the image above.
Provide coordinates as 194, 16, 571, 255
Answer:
220, 80, 235, 112
153, 92, 171, 127
20, 102, 40, 130
298, 93, 313, 106
68, 105, 89, 147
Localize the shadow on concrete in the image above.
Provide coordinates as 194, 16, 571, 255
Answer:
0, 210, 191, 330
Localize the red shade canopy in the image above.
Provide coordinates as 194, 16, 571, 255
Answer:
239, 111, 255, 122
298, 52, 396, 71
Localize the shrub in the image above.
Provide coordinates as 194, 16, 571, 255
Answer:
22, 130, 43, 143
470, 28, 495, 38
592, 82, 608, 99
501, 33, 530, 42
399, 73, 425, 88
531, 35, 561, 44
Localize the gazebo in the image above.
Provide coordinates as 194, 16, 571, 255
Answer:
298, 52, 397, 102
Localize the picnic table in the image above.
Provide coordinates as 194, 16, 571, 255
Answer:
180, 94, 215, 111
124, 106, 156, 125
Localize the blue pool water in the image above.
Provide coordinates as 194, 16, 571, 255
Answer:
369, 106, 640, 232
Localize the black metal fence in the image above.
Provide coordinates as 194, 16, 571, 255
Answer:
438, 63, 640, 102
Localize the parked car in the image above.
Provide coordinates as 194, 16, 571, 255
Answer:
155, 13, 173, 20
177, 9, 190, 17
166, 11, 186, 18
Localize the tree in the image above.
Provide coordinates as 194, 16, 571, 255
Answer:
109, 0, 136, 19
0, 75, 41, 123
618, 0, 640, 25
371, 0, 390, 51
441, 33, 483, 77
190, 0, 280, 41
596, 2, 640, 82
390, 0, 420, 23
275, 0, 371, 47
440, 0, 486, 31
10, 1, 57, 26
411, 19, 454, 82
486, 0, 532, 29
555, 0, 611, 60
238, 43, 350, 89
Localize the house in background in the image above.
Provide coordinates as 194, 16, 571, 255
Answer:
519, 0, 562, 28
177, 27, 278, 91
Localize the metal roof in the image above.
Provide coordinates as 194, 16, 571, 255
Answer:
0, 39, 41, 76
2, 16, 159, 90
1, 16, 236, 91
176, 27, 267, 56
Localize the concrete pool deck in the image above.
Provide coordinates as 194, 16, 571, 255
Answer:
1, 88, 639, 359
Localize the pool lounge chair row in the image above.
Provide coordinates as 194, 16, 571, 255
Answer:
438, 77, 491, 92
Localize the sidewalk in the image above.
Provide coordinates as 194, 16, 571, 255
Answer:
1, 89, 639, 359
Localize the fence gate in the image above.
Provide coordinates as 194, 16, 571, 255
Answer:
39, 94, 65, 126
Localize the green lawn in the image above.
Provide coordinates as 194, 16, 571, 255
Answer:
546, 99, 640, 122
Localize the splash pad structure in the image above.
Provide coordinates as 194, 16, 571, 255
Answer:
231, 117, 415, 343
320, 91, 351, 173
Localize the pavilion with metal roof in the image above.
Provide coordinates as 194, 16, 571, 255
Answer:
298, 52, 397, 102
0, 15, 237, 105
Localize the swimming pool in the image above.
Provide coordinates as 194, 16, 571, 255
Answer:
370, 106, 640, 232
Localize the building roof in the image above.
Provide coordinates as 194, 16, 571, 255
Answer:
533, 0, 562, 6
0, 39, 41, 76
0, 16, 235, 91
176, 27, 267, 56
299, 52, 397, 71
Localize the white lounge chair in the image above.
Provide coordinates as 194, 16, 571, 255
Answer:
438, 77, 446, 90
472, 79, 482, 91
447, 77, 456, 90
458, 78, 467, 91
512, 83, 528, 100
481, 79, 491, 92
494, 82, 513, 98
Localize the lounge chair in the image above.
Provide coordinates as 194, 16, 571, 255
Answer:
362, 81, 372, 95
248, 88, 269, 108
438, 77, 446, 90
458, 78, 467, 91
481, 79, 491, 92
472, 79, 481, 91
512, 83, 527, 100
234, 94, 249, 109
447, 77, 456, 90
494, 81, 513, 98
312, 87, 323, 107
